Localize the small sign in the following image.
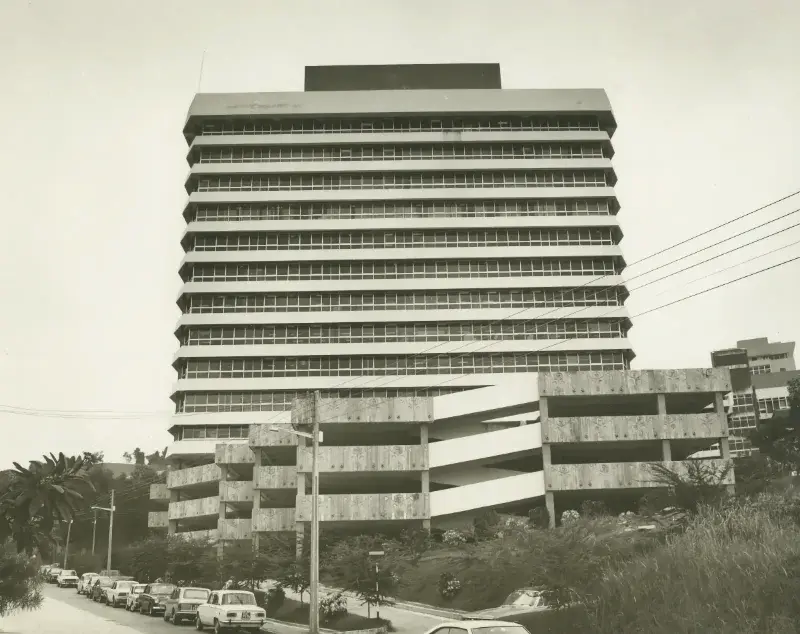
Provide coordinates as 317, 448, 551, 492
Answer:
368, 551, 385, 557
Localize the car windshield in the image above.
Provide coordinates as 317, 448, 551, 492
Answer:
61, 570, 76, 576
116, 581, 136, 589
132, 586, 145, 594
183, 589, 210, 600
502, 590, 545, 608
99, 579, 114, 587
150, 584, 175, 594
474, 627, 530, 634
222, 592, 256, 605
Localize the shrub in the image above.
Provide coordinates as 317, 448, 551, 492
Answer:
441, 529, 467, 546
265, 585, 285, 615
438, 572, 462, 600
472, 510, 501, 541
528, 507, 549, 528
319, 591, 348, 622
0, 541, 43, 616
560, 509, 580, 525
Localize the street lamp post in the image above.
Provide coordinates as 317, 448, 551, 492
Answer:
271, 390, 322, 634
91, 489, 115, 573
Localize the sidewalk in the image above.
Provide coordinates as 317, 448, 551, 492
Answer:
0, 596, 142, 634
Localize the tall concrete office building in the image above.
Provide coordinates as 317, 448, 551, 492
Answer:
170, 63, 633, 446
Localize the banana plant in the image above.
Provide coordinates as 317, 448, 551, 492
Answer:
0, 452, 95, 554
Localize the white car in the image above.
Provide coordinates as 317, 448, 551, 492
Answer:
106, 579, 139, 608
194, 590, 266, 632
125, 584, 147, 611
423, 621, 532, 634
46, 567, 63, 583
56, 569, 79, 588
78, 573, 99, 595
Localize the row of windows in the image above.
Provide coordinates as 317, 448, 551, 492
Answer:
194, 172, 610, 192
179, 425, 251, 439
732, 392, 754, 406
178, 352, 628, 379
175, 387, 467, 414
729, 414, 757, 430
190, 200, 613, 222
750, 353, 790, 361
198, 116, 603, 136
190, 229, 615, 252
187, 258, 621, 282
179, 319, 628, 346
196, 143, 606, 164
184, 288, 624, 314
750, 364, 771, 375
758, 396, 790, 414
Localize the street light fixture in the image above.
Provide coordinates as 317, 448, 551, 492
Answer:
270, 390, 323, 634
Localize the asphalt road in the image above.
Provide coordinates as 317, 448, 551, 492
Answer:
36, 585, 194, 633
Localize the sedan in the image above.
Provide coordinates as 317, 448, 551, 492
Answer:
138, 583, 176, 616
89, 576, 114, 603
78, 573, 99, 595
125, 584, 147, 612
423, 621, 532, 634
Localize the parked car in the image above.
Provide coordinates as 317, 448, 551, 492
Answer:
462, 587, 580, 630
162, 586, 210, 624
56, 569, 79, 588
125, 584, 147, 612
78, 573, 99, 595
106, 579, 139, 607
46, 567, 63, 583
194, 589, 266, 632
138, 582, 176, 616
424, 621, 531, 634
89, 576, 114, 602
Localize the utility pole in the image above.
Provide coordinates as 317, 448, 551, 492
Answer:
309, 390, 321, 634
107, 489, 115, 573
63, 520, 73, 568
91, 509, 97, 555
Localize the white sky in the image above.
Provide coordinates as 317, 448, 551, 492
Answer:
0, 0, 798, 468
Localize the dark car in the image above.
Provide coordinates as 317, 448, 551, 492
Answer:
89, 576, 114, 603
138, 583, 176, 616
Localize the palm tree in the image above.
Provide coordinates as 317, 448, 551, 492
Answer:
0, 453, 95, 554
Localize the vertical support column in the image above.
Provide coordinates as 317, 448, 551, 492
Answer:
420, 423, 431, 531
540, 397, 556, 528
658, 394, 672, 462
252, 448, 262, 551
168, 489, 180, 535
715, 391, 736, 495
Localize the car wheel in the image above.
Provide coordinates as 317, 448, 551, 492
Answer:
195, 616, 204, 631
149, 605, 155, 617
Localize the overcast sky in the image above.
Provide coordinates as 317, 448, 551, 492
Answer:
0, 0, 798, 469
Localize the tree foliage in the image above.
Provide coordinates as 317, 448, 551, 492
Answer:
0, 453, 95, 555
752, 378, 800, 473
0, 541, 43, 616
646, 460, 733, 513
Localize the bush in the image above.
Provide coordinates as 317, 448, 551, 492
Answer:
319, 591, 348, 622
441, 529, 468, 546
0, 541, 43, 616
265, 585, 285, 615
437, 572, 462, 600
528, 507, 549, 528
67, 551, 104, 576
560, 509, 580, 525
579, 500, 609, 518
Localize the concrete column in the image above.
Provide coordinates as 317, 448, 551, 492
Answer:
540, 397, 556, 528
420, 423, 431, 530
218, 465, 229, 521
657, 394, 671, 462
168, 488, 180, 534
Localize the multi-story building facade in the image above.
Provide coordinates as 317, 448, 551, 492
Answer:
149, 369, 735, 542
708, 337, 798, 457
152, 63, 641, 541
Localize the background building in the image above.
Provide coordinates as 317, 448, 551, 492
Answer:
709, 336, 797, 457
